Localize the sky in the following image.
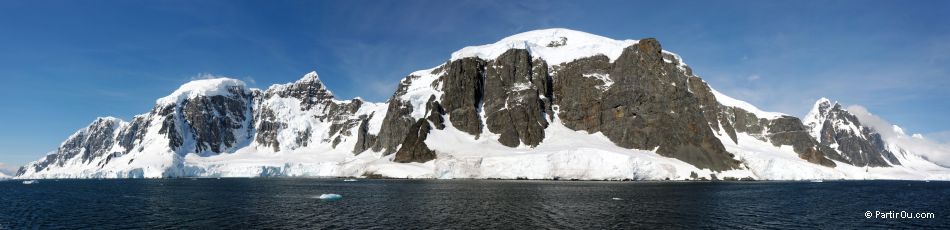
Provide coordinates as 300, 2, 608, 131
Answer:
0, 0, 948, 169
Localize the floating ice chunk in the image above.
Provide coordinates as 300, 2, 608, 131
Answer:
611, 197, 623, 201
22, 180, 38, 185
343, 179, 358, 182
317, 194, 343, 200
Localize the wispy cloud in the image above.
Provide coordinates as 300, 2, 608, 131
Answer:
924, 131, 950, 144
306, 0, 580, 102
848, 105, 950, 167
241, 76, 257, 86
190, 73, 222, 80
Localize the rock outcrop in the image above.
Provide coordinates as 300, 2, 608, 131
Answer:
19, 28, 933, 180
393, 119, 437, 163
804, 98, 901, 167
482, 49, 550, 147
23, 117, 123, 173
552, 39, 741, 171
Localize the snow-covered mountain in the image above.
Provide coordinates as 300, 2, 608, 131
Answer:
803, 98, 901, 167
16, 28, 950, 180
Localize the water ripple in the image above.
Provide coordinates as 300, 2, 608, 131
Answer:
0, 179, 948, 229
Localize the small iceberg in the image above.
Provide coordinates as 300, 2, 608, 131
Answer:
810, 179, 823, 183
317, 194, 343, 201
22, 180, 38, 185
611, 197, 623, 201
343, 179, 358, 182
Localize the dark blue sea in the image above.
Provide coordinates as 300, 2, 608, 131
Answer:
1, 179, 948, 229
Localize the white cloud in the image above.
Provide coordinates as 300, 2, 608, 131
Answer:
747, 74, 760, 81
924, 131, 950, 144
847, 105, 950, 167
187, 73, 256, 87
241, 76, 257, 86
190, 73, 221, 80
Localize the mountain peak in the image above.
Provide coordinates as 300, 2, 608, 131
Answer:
805, 97, 835, 131
156, 78, 247, 105
805, 97, 841, 123
95, 116, 124, 123
498, 28, 617, 44
297, 71, 320, 83
816, 97, 832, 106
18, 29, 950, 180
892, 125, 906, 136
450, 28, 639, 65
814, 97, 842, 110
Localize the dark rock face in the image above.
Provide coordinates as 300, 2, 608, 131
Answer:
426, 95, 446, 129
254, 107, 283, 151
118, 85, 256, 157
267, 74, 336, 111
295, 127, 312, 147
440, 58, 486, 136
180, 89, 251, 154
23, 35, 889, 178
765, 117, 839, 167
554, 39, 739, 171
71, 118, 121, 165
106, 115, 150, 166
553, 55, 612, 132
116, 115, 149, 154
372, 78, 419, 155
729, 109, 769, 138
700, 102, 843, 167
22, 117, 122, 174
809, 101, 901, 166
686, 77, 843, 168
377, 39, 754, 170
686, 77, 738, 144
483, 49, 550, 147
352, 114, 378, 154
254, 75, 367, 152
393, 119, 437, 163
157, 105, 184, 150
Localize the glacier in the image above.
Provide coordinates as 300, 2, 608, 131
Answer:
14, 28, 950, 181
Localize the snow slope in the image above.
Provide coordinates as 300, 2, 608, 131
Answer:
709, 87, 787, 119
848, 105, 950, 169
156, 78, 247, 105
712, 120, 950, 180
452, 28, 639, 65
15, 28, 950, 181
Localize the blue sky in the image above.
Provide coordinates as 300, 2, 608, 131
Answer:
1, 0, 948, 169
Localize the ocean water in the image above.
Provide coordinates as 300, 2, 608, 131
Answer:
1, 179, 948, 229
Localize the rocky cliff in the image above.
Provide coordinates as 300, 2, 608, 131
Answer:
804, 98, 901, 167
16, 28, 950, 180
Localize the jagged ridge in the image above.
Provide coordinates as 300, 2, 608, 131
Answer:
16, 28, 950, 180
